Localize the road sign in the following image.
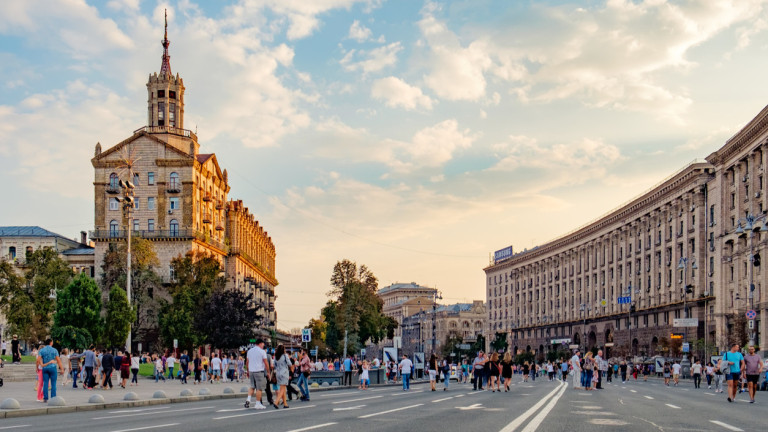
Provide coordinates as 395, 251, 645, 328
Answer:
670, 333, 683, 339
457, 343, 471, 350
682, 342, 690, 353
749, 319, 755, 329
393, 336, 402, 349
173, 339, 178, 348
249, 338, 256, 343
618, 296, 631, 304
310, 349, 317, 356
360, 348, 366, 358
414, 352, 425, 369
383, 347, 398, 363
600, 299, 607, 307
746, 310, 757, 320
301, 328, 311, 343
673, 318, 699, 327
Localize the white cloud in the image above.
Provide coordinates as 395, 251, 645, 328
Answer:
348, 19, 372, 42
371, 77, 433, 110
340, 42, 403, 74
491, 135, 622, 187
395, 119, 476, 169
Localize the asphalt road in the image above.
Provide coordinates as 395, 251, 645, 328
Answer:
0, 376, 762, 431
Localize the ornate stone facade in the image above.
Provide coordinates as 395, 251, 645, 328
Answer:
401, 301, 486, 357
379, 282, 437, 341
485, 104, 768, 358
89, 20, 278, 340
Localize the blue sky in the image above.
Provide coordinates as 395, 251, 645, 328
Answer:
3, 0, 768, 330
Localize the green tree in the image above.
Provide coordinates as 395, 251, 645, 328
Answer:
52, 272, 103, 343
490, 332, 508, 353
158, 251, 224, 350
194, 290, 260, 349
471, 334, 486, 355
100, 239, 163, 346
103, 285, 136, 349
24, 248, 73, 341
441, 333, 463, 359
322, 259, 396, 354
51, 326, 93, 350
0, 261, 33, 340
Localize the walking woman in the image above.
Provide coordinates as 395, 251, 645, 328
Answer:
501, 351, 513, 392
130, 351, 140, 386
119, 351, 131, 388
583, 352, 595, 391
428, 353, 438, 391
193, 352, 202, 385
273, 344, 293, 409
35, 344, 45, 402
522, 361, 530, 382
489, 352, 501, 392
61, 348, 71, 386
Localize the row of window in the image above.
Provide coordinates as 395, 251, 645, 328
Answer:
109, 197, 180, 211
108, 172, 179, 189
108, 219, 179, 234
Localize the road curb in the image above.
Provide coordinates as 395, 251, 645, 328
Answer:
0, 380, 427, 419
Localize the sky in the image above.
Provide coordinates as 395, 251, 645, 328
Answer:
3, 0, 768, 331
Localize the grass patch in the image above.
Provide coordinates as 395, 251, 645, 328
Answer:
1, 355, 36, 364
139, 363, 155, 377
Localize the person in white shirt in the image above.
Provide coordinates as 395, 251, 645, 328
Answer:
167, 354, 176, 380
399, 354, 413, 391
244, 339, 270, 410
672, 361, 682, 386
211, 353, 222, 383
570, 351, 582, 390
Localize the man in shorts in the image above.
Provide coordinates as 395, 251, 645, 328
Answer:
671, 361, 681, 386
723, 343, 746, 403
743, 345, 764, 403
244, 339, 270, 409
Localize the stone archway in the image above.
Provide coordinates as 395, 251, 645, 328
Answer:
573, 333, 581, 347
588, 331, 597, 351
651, 336, 659, 356
632, 338, 639, 357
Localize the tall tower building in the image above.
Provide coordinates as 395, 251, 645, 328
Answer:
90, 12, 278, 349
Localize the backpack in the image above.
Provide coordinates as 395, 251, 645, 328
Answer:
719, 353, 732, 373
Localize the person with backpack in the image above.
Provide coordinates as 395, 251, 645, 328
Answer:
713, 360, 724, 393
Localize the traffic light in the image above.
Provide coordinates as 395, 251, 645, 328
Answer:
685, 284, 693, 294
630, 305, 636, 313
753, 253, 760, 267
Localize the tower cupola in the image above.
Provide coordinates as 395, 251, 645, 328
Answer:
146, 9, 185, 129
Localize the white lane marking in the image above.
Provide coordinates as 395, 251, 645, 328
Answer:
0, 427, 30, 431
455, 394, 465, 398
108, 407, 169, 414
332, 395, 382, 404
630, 390, 637, 393
520, 382, 569, 432
358, 403, 423, 419
499, 382, 566, 432
457, 403, 483, 410
644, 396, 654, 400
665, 404, 681, 409
388, 390, 423, 396
284, 423, 337, 432
96, 406, 213, 420
213, 404, 316, 420
112, 424, 179, 432
333, 405, 365, 411
432, 397, 454, 403
709, 420, 744, 431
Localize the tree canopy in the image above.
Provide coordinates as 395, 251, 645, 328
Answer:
103, 284, 135, 349
52, 272, 103, 343
194, 290, 260, 349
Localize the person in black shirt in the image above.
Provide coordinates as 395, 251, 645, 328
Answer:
101, 350, 114, 389
11, 335, 21, 364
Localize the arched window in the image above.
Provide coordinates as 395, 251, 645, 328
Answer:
109, 220, 119, 237
8, 246, 16, 259
109, 173, 119, 189
169, 172, 179, 189
170, 219, 179, 236
25, 246, 33, 256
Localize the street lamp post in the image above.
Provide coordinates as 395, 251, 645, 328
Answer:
117, 178, 135, 352
735, 213, 767, 347
431, 290, 443, 355
677, 256, 697, 354
579, 303, 591, 352
626, 284, 639, 357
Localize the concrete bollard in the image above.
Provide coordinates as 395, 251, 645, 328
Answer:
223, 387, 234, 394
88, 394, 105, 404
240, 386, 249, 393
180, 389, 193, 397
123, 392, 139, 401
199, 388, 211, 395
153, 390, 167, 399
0, 398, 20, 409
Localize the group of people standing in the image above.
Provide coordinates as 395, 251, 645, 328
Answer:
244, 339, 314, 410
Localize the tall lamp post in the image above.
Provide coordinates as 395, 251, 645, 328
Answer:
626, 284, 639, 357
431, 290, 443, 355
735, 213, 767, 347
579, 303, 591, 352
677, 256, 697, 365
117, 178, 135, 352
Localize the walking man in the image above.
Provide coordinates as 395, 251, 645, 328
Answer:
101, 349, 114, 389
570, 350, 582, 389
691, 360, 702, 389
722, 343, 745, 403
83, 345, 96, 389
743, 345, 763, 403
595, 350, 605, 389
297, 349, 311, 401
244, 339, 270, 409
399, 354, 413, 391
671, 360, 681, 386
38, 339, 63, 402
472, 351, 486, 390
343, 355, 354, 386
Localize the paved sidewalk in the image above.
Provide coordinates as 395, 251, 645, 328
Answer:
0, 374, 427, 418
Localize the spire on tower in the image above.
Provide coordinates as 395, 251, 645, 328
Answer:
159, 8, 172, 77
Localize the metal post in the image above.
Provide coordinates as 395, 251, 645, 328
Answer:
749, 232, 755, 346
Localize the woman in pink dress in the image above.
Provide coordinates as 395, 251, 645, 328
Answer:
35, 344, 44, 402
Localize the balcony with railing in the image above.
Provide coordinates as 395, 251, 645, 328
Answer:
202, 212, 211, 224
134, 125, 198, 142
90, 229, 196, 240
167, 181, 181, 193
106, 184, 120, 194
